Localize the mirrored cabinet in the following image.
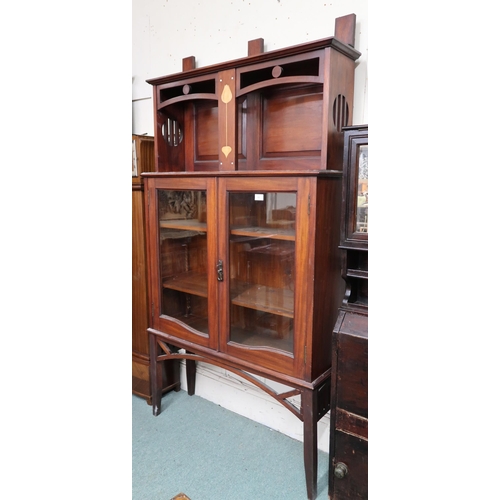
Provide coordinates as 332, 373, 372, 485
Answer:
142, 15, 361, 500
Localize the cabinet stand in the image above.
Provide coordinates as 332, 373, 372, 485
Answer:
149, 331, 330, 500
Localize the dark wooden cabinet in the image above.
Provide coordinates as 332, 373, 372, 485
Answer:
132, 134, 181, 402
328, 125, 368, 499
143, 16, 361, 500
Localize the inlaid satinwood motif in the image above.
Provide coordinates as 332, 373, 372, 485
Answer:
221, 84, 233, 158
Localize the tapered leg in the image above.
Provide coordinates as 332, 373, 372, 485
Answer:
186, 357, 196, 396
149, 333, 162, 416
302, 388, 318, 500
166, 343, 181, 392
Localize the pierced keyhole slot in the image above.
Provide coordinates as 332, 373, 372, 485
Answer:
332, 94, 349, 132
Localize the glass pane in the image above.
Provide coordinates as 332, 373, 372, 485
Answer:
158, 189, 209, 335
228, 192, 296, 353
356, 144, 368, 233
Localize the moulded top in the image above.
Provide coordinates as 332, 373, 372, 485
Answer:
141, 169, 343, 179
146, 35, 361, 87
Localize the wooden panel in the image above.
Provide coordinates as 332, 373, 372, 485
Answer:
336, 316, 368, 418
132, 188, 149, 354
194, 101, 219, 161
331, 431, 368, 500
132, 135, 155, 183
157, 104, 186, 172
310, 176, 343, 380
339, 312, 368, 338
335, 408, 368, 440
262, 86, 323, 158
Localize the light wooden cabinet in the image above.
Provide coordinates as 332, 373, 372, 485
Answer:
143, 15, 361, 499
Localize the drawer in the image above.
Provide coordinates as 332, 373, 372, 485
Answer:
334, 314, 368, 418
330, 430, 368, 499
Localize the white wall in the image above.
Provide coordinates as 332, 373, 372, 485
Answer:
133, 0, 368, 135
132, 0, 368, 453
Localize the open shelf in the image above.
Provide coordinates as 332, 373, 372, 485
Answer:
163, 271, 208, 297
346, 268, 368, 279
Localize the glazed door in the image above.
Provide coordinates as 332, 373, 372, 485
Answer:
217, 177, 311, 376
147, 176, 218, 349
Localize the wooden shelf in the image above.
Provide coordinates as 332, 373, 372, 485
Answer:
230, 226, 295, 241
166, 311, 209, 335
163, 271, 208, 297
163, 273, 294, 319
346, 268, 368, 279
230, 326, 293, 353
245, 243, 294, 257
231, 280, 294, 318
160, 219, 207, 232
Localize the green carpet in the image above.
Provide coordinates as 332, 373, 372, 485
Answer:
132, 391, 330, 499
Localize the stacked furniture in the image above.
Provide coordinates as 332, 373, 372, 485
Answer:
328, 125, 368, 499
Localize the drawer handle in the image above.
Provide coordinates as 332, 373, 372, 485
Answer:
334, 462, 349, 479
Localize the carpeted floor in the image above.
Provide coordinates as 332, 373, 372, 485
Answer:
132, 390, 330, 500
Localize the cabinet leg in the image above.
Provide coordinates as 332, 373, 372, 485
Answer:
186, 356, 196, 396
149, 333, 162, 416
302, 389, 318, 500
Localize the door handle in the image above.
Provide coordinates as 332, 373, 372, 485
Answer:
217, 260, 224, 281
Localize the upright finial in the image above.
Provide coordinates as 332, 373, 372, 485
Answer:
182, 56, 196, 71
248, 38, 264, 56
335, 14, 356, 47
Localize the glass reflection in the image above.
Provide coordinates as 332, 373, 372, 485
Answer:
228, 192, 296, 354
158, 190, 209, 335
356, 145, 368, 233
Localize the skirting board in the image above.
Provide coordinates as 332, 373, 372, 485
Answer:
177, 360, 331, 453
